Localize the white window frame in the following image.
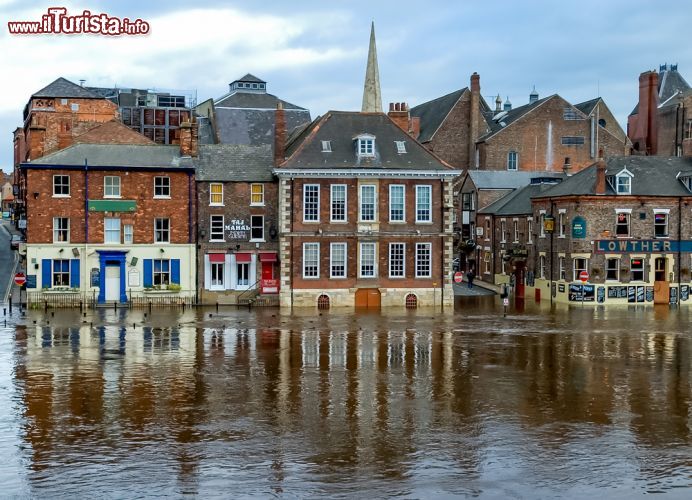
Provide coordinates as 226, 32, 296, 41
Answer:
389, 242, 405, 278
154, 176, 170, 198
507, 151, 518, 171
250, 215, 264, 242
513, 219, 519, 243
615, 211, 630, 237
606, 258, 619, 281
330, 184, 347, 222
527, 218, 533, 244
415, 185, 432, 223
359, 242, 376, 278
539, 255, 546, 279
123, 224, 133, 245
500, 220, 507, 243
250, 183, 264, 206
303, 242, 320, 279
52, 259, 70, 287
389, 184, 405, 223
395, 141, 407, 154
104, 217, 120, 244
616, 171, 633, 195
303, 184, 320, 222
209, 183, 224, 206
330, 242, 347, 278
539, 211, 546, 238
53, 217, 69, 243
104, 176, 121, 198
154, 217, 170, 243
559, 256, 566, 281
631, 258, 645, 281
558, 210, 566, 238
321, 140, 332, 152
210, 261, 225, 290
357, 135, 375, 157
653, 210, 669, 238
210, 215, 225, 242
415, 243, 432, 278
573, 258, 588, 282
359, 185, 377, 222
53, 175, 70, 197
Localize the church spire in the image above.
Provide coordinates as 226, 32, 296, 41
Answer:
361, 21, 382, 113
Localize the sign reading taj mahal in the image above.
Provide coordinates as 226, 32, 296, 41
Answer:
226, 219, 250, 240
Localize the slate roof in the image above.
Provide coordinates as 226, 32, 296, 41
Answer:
215, 91, 306, 110
410, 88, 466, 143
478, 95, 554, 141
574, 97, 600, 116
535, 156, 692, 198
234, 74, 265, 84
73, 120, 154, 145
630, 67, 690, 115
26, 144, 193, 169
467, 170, 564, 190
195, 144, 274, 182
280, 111, 456, 172
32, 77, 102, 99
479, 181, 562, 215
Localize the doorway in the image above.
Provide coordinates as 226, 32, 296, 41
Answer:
105, 264, 121, 302
355, 288, 381, 308
653, 257, 669, 304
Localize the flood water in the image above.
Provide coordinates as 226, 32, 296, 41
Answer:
1, 298, 691, 498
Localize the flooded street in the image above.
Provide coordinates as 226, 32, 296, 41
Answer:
1, 298, 691, 498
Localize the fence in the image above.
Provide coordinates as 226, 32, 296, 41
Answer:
27, 290, 195, 309
27, 291, 96, 309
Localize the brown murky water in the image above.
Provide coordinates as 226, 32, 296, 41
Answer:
1, 298, 691, 498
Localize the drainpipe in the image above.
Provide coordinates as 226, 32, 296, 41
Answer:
289, 178, 294, 309
678, 196, 682, 287
440, 178, 445, 311
550, 199, 555, 305
84, 159, 89, 295
188, 172, 196, 303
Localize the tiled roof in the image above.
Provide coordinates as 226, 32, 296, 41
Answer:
27, 144, 193, 169
73, 121, 154, 145
234, 74, 266, 84
467, 170, 564, 190
478, 95, 554, 141
574, 97, 600, 116
32, 77, 102, 99
195, 144, 274, 182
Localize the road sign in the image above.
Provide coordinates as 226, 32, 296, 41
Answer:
14, 273, 26, 286
503, 298, 509, 306
579, 270, 589, 283
454, 272, 463, 283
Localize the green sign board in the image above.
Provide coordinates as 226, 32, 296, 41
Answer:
87, 200, 137, 212
572, 216, 586, 239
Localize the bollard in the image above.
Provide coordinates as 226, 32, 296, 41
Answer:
3, 308, 5, 316
114, 302, 117, 311
216, 302, 219, 312
44, 301, 48, 312
51, 312, 54, 317
133, 323, 136, 329
8, 297, 11, 310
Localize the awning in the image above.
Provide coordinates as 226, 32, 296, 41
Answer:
236, 253, 252, 263
259, 252, 277, 262
208, 253, 225, 263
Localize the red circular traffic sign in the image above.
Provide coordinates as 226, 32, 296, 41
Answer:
579, 270, 589, 283
454, 272, 463, 283
14, 273, 26, 286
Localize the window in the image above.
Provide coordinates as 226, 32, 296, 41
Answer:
358, 137, 375, 156
539, 255, 546, 279
330, 242, 346, 278
321, 140, 332, 152
330, 185, 347, 222
250, 215, 264, 241
558, 212, 566, 237
395, 141, 407, 153
210, 215, 224, 241
513, 220, 519, 242
303, 184, 320, 222
389, 185, 405, 222
389, 243, 405, 278
617, 176, 631, 194
155, 218, 170, 243
631, 258, 644, 281
154, 176, 170, 197
53, 175, 70, 196
559, 257, 566, 280
573, 258, 588, 282
104, 218, 120, 244
561, 136, 585, 145
153, 259, 170, 286
416, 185, 432, 223
360, 185, 376, 222
251, 184, 264, 205
484, 251, 491, 274
507, 151, 518, 170
210, 183, 223, 205
124, 224, 133, 245
211, 262, 224, 288
53, 217, 69, 243
303, 242, 320, 278
52, 259, 70, 286
527, 218, 533, 244
500, 220, 507, 242
104, 176, 121, 198
615, 212, 630, 237
359, 242, 376, 278
563, 107, 580, 120
485, 218, 491, 240
606, 258, 619, 281
539, 213, 546, 238
70, 103, 79, 112
654, 212, 668, 237
415, 243, 431, 278
237, 263, 249, 286
462, 192, 474, 211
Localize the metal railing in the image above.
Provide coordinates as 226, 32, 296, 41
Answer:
27, 291, 96, 309
236, 279, 261, 306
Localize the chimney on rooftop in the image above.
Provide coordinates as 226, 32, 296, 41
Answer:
274, 102, 287, 166
179, 117, 198, 157
595, 149, 606, 195
387, 102, 419, 139
469, 72, 480, 169
563, 157, 571, 175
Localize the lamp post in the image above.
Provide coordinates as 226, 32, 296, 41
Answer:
544, 209, 556, 304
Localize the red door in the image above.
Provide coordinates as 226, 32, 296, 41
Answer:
262, 261, 274, 280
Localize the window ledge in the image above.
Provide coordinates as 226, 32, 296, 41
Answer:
330, 220, 349, 224
52, 195, 71, 198
209, 239, 226, 243
154, 196, 171, 200
249, 239, 265, 243
302, 220, 321, 224
250, 203, 265, 207
209, 203, 224, 207
103, 196, 122, 199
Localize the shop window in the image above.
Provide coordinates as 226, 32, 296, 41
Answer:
573, 258, 588, 282
606, 258, 619, 281
631, 258, 645, 281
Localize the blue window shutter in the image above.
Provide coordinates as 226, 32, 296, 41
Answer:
42, 259, 52, 288
171, 259, 180, 285
70, 259, 80, 288
143, 259, 153, 287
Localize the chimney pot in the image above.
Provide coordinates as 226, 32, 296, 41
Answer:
274, 103, 287, 167
389, 102, 394, 111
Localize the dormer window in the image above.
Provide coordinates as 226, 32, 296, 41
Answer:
356, 134, 375, 157
615, 167, 634, 195
395, 141, 407, 154
321, 140, 332, 152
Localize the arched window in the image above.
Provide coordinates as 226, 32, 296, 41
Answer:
507, 151, 518, 171
317, 294, 330, 309
405, 293, 418, 309
598, 118, 606, 128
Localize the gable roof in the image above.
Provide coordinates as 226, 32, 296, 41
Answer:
479, 181, 562, 215
478, 94, 555, 142
73, 120, 154, 145
410, 88, 467, 143
195, 144, 274, 182
466, 170, 564, 190
630, 67, 690, 115
574, 97, 601, 116
32, 77, 102, 99
280, 111, 456, 172
234, 73, 266, 84
535, 156, 692, 198
26, 143, 193, 169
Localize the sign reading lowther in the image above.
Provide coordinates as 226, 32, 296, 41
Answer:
595, 240, 692, 253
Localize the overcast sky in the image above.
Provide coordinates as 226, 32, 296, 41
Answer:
1, 0, 690, 171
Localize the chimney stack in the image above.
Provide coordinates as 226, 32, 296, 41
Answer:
387, 102, 419, 138
179, 118, 199, 157
274, 102, 287, 166
495, 94, 502, 113
595, 149, 606, 195
563, 157, 571, 175
636, 70, 659, 155
469, 72, 480, 169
